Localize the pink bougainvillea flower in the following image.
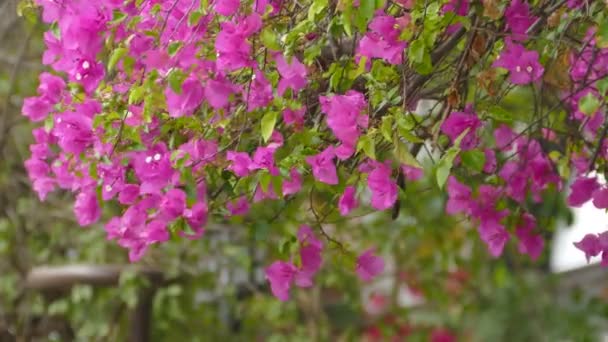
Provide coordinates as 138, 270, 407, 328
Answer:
441, 106, 481, 150
37, 72, 65, 103
367, 162, 398, 210
205, 76, 238, 109
132, 144, 175, 195
53, 111, 94, 154
244, 70, 273, 111
493, 39, 544, 84
356, 249, 385, 282
226, 151, 253, 177
592, 188, 608, 209
182, 202, 208, 239
227, 196, 250, 216
320, 91, 368, 150
159, 188, 187, 221
215, 0, 240, 16
478, 218, 510, 257
282, 169, 303, 196
295, 225, 323, 287
146, 219, 170, 244
574, 234, 602, 262
357, 11, 407, 65
250, 146, 279, 176
515, 213, 544, 260
306, 147, 338, 185
567, 176, 600, 207
445, 176, 472, 215
22, 96, 53, 122
483, 149, 497, 173
338, 186, 358, 215
283, 107, 306, 129
275, 54, 308, 96
165, 77, 204, 117
118, 184, 140, 205
265, 261, 298, 301
401, 164, 424, 181
215, 14, 262, 71
505, 0, 537, 39
73, 190, 101, 227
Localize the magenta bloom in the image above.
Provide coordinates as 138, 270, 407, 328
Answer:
357, 11, 407, 65
182, 202, 208, 239
132, 144, 175, 194
567, 176, 600, 207
265, 261, 298, 301
483, 149, 497, 173
356, 249, 385, 282
493, 40, 544, 85
367, 163, 398, 210
226, 151, 253, 177
282, 169, 303, 196
515, 213, 544, 260
146, 219, 170, 244
320, 90, 368, 149
38, 72, 65, 103
53, 112, 94, 154
478, 219, 510, 257
250, 146, 279, 176
159, 188, 187, 221
592, 188, 608, 209
276, 54, 308, 96
401, 164, 424, 181
22, 96, 53, 122
119, 184, 140, 205
574, 234, 602, 262
244, 70, 273, 111
441, 107, 481, 150
338, 186, 358, 216
295, 225, 323, 287
445, 176, 472, 215
227, 196, 250, 216
73, 190, 101, 227
505, 0, 537, 39
205, 76, 238, 109
165, 77, 204, 118
215, 0, 240, 16
283, 107, 306, 129
306, 147, 338, 185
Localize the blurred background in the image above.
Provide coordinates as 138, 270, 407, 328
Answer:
1, 1, 608, 341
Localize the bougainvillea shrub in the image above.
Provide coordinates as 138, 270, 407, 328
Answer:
20, 0, 608, 302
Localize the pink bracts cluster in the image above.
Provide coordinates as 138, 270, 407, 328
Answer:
21, 0, 608, 302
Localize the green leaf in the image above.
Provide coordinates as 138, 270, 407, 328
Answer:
461, 150, 486, 172
168, 41, 183, 56
167, 69, 187, 94
357, 134, 376, 160
259, 171, 272, 192
188, 10, 203, 26
128, 86, 145, 104
261, 111, 278, 143
436, 147, 459, 189
409, 39, 426, 63
108, 47, 128, 72
381, 116, 393, 142
579, 93, 600, 116
393, 137, 422, 168
260, 28, 281, 51
487, 105, 513, 122
597, 19, 608, 48
308, 0, 328, 20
